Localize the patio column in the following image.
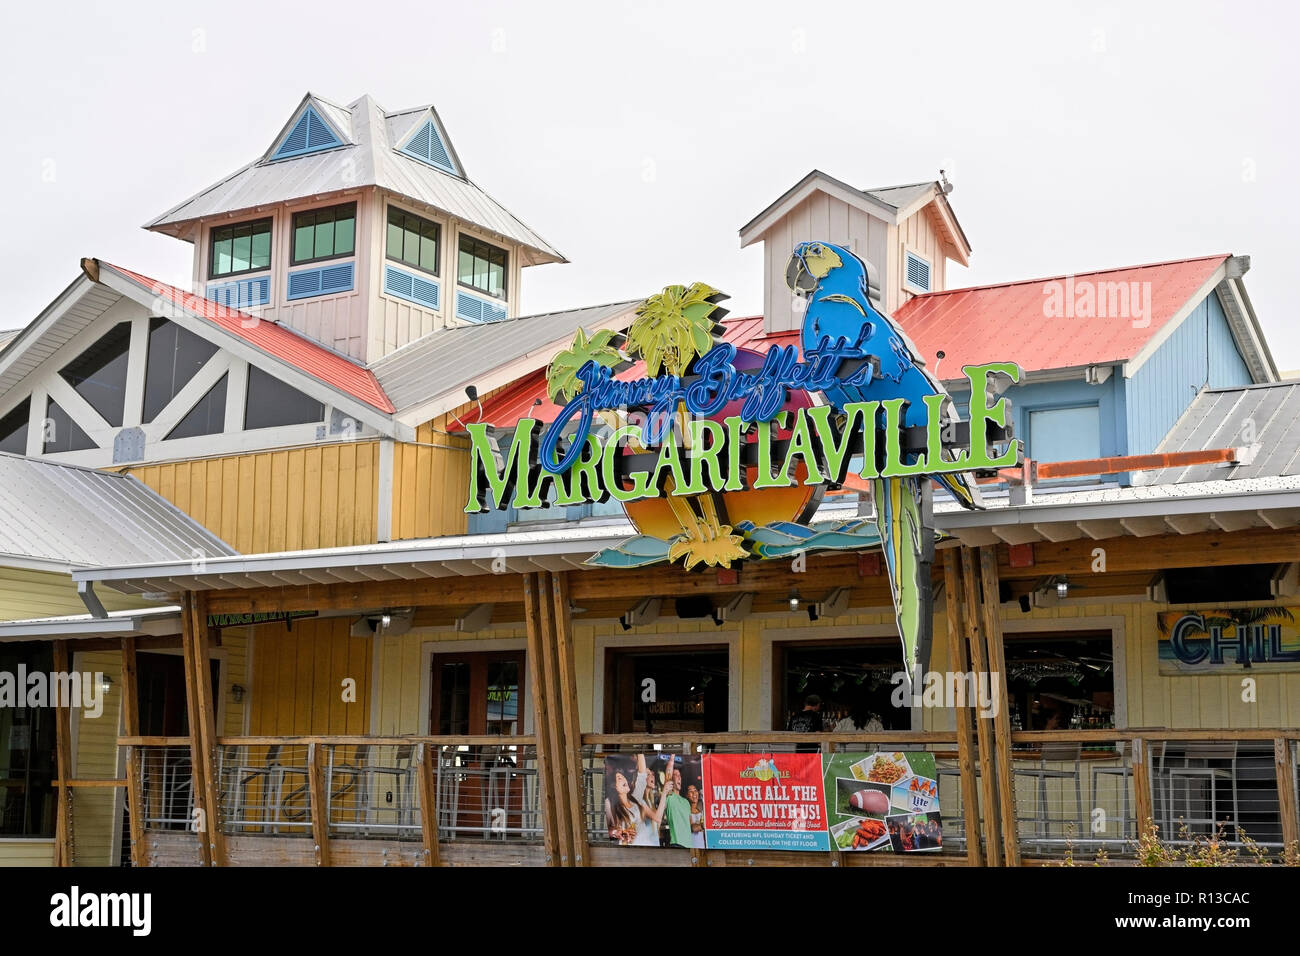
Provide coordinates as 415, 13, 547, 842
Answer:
942, 549, 984, 865
182, 591, 225, 865
959, 547, 1004, 866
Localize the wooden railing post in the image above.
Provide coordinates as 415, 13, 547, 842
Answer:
523, 573, 561, 866
52, 640, 74, 868
120, 637, 145, 866
307, 742, 331, 866
1274, 738, 1298, 852
551, 572, 589, 866
977, 547, 1020, 866
414, 742, 441, 866
181, 593, 221, 865
942, 549, 984, 866
1131, 737, 1155, 841
536, 571, 575, 865
959, 548, 1003, 866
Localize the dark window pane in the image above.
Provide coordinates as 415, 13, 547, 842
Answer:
291, 203, 355, 264
42, 397, 96, 453
294, 221, 315, 263
244, 366, 324, 430
335, 215, 354, 255
250, 228, 271, 270
419, 235, 438, 273
0, 642, 57, 836
458, 236, 507, 298
213, 236, 232, 276
458, 249, 473, 285
142, 318, 220, 423
387, 217, 403, 259
314, 218, 335, 258
210, 219, 271, 278
58, 322, 132, 427
231, 229, 252, 274
384, 207, 439, 276
0, 398, 30, 455
165, 373, 227, 441
404, 224, 420, 266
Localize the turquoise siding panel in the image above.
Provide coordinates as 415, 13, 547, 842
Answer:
1126, 293, 1252, 454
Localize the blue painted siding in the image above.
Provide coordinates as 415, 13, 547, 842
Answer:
1126, 292, 1252, 454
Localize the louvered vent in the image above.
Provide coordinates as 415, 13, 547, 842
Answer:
399, 118, 457, 175
384, 265, 441, 311
905, 251, 932, 292
287, 262, 354, 300
456, 290, 507, 324
207, 276, 271, 309
271, 105, 344, 161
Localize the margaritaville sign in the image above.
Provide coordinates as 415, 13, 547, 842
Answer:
463, 242, 1025, 676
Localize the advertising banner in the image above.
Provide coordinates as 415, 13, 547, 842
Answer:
701, 753, 829, 851
823, 751, 941, 852
602, 752, 705, 848
1157, 607, 1300, 675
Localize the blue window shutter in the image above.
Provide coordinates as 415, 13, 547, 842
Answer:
271, 105, 343, 161
905, 251, 931, 292
287, 262, 353, 300
399, 119, 457, 175
456, 290, 507, 324
207, 276, 270, 309
384, 265, 441, 310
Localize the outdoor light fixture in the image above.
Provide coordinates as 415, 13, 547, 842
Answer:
380, 612, 393, 630
1056, 578, 1069, 599
788, 589, 800, 611
100, 675, 112, 694
231, 684, 246, 704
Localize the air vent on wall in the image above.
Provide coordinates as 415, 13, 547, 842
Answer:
271, 105, 343, 161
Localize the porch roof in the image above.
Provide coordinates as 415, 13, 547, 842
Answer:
70, 477, 1300, 596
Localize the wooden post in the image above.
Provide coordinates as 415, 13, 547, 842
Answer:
978, 547, 1020, 867
414, 742, 441, 866
52, 641, 74, 868
307, 742, 331, 866
536, 571, 574, 865
181, 593, 213, 866
959, 547, 1002, 867
1132, 737, 1155, 842
941, 549, 983, 866
1274, 738, 1298, 851
120, 637, 146, 867
523, 573, 561, 866
551, 572, 589, 866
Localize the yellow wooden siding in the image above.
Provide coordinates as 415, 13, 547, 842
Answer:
249, 618, 371, 735
0, 568, 155, 622
369, 600, 1300, 737
390, 418, 470, 541
0, 840, 55, 866
69, 650, 122, 866
121, 442, 380, 554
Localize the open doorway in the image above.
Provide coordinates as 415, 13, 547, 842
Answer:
605, 645, 730, 734
774, 639, 914, 732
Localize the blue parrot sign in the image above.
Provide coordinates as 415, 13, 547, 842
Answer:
463, 242, 1023, 679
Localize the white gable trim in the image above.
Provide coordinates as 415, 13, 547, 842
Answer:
1214, 275, 1277, 384
739, 171, 900, 248
1122, 261, 1227, 378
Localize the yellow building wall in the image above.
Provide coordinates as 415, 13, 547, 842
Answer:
248, 618, 371, 735
121, 442, 380, 554
389, 417, 470, 541
0, 840, 55, 866
0, 568, 155, 621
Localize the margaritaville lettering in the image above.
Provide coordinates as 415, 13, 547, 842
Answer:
465, 360, 1021, 513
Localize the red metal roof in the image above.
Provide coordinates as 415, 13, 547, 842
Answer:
452, 315, 798, 431
895, 255, 1228, 377
103, 263, 395, 413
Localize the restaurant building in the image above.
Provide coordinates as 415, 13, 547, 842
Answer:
0, 92, 1295, 867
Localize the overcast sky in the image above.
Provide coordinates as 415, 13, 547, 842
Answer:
5, 1, 1297, 369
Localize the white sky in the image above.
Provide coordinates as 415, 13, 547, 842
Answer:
4, 1, 1297, 370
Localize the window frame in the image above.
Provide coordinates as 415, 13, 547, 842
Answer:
385, 204, 442, 278
208, 217, 273, 280
457, 234, 509, 300
289, 202, 358, 267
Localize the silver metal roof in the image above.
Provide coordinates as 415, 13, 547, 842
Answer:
1139, 382, 1300, 485
371, 300, 641, 415
861, 181, 935, 211
71, 476, 1300, 595
0, 453, 235, 571
147, 94, 563, 264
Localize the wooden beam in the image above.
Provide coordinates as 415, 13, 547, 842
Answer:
307, 743, 331, 866
414, 743, 441, 867
523, 574, 560, 866
120, 636, 145, 867
51, 641, 74, 868
959, 548, 1002, 867
1274, 738, 1299, 852
551, 572, 590, 866
180, 594, 212, 866
536, 571, 574, 865
941, 550, 983, 866
203, 575, 524, 615
995, 527, 1300, 578
978, 546, 1020, 867
1131, 737, 1155, 843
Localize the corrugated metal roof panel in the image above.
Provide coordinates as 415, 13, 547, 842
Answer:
373, 300, 641, 415
0, 453, 235, 568
895, 255, 1228, 375
149, 94, 562, 263
1143, 381, 1300, 484
102, 263, 395, 413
